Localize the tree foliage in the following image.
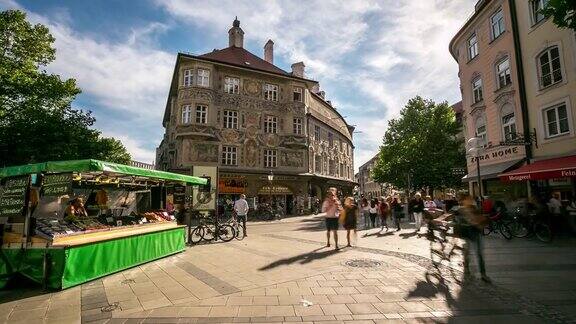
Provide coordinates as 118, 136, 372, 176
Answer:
372, 96, 466, 191
0, 10, 131, 166
542, 0, 576, 31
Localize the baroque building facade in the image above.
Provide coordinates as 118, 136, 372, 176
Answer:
156, 18, 355, 213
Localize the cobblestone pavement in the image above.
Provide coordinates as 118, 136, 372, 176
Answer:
1, 215, 575, 323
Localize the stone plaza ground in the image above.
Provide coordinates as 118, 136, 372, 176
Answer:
1, 215, 576, 324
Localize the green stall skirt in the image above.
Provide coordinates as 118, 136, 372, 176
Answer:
0, 227, 185, 289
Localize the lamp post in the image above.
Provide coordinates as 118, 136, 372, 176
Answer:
467, 137, 485, 201
267, 171, 274, 206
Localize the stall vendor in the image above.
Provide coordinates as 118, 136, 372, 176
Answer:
65, 197, 87, 222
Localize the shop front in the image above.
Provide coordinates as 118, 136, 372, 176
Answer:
499, 155, 576, 201
257, 185, 294, 215
462, 158, 526, 203
0, 159, 207, 289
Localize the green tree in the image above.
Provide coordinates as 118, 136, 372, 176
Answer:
0, 10, 131, 166
542, 0, 576, 31
372, 96, 466, 193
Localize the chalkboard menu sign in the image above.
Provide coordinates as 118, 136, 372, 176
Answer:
0, 176, 29, 217
173, 185, 185, 204
42, 173, 72, 197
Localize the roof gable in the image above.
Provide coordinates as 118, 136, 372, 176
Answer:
198, 46, 289, 75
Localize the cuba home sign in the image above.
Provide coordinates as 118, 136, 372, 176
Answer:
469, 147, 519, 163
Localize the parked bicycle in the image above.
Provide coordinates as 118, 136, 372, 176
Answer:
509, 206, 553, 242
482, 210, 513, 240
227, 215, 245, 240
189, 214, 235, 244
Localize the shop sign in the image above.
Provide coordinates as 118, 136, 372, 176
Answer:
258, 185, 292, 195
0, 176, 29, 217
219, 178, 247, 194
502, 168, 576, 182
470, 147, 519, 163
42, 173, 72, 197
451, 167, 467, 176
173, 185, 185, 204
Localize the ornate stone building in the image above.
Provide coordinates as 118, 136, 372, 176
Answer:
156, 18, 355, 213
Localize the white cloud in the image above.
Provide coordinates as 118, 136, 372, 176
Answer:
3, 0, 475, 170
105, 133, 157, 163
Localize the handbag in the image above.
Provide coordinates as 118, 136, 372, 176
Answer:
339, 208, 346, 224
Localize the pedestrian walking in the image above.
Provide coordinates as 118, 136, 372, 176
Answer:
360, 197, 370, 229
379, 197, 390, 231
369, 199, 378, 228
410, 192, 425, 232
342, 197, 358, 247
455, 194, 490, 282
233, 194, 249, 237
391, 196, 402, 231
322, 187, 341, 249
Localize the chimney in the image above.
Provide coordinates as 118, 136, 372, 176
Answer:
264, 39, 274, 64
291, 62, 305, 78
228, 17, 244, 48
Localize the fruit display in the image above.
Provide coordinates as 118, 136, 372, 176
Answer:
35, 218, 84, 239
141, 212, 168, 223
73, 218, 109, 231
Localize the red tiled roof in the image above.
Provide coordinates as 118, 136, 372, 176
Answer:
451, 101, 463, 113
197, 46, 289, 75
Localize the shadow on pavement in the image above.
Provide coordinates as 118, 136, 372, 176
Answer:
258, 247, 339, 271
399, 231, 419, 239
361, 230, 395, 238
0, 274, 49, 303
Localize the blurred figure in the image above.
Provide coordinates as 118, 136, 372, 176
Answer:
410, 192, 425, 232
369, 199, 378, 228
456, 194, 490, 282
342, 197, 358, 247
322, 187, 341, 249
379, 197, 390, 232
444, 194, 458, 212
424, 195, 437, 209
360, 197, 370, 229
548, 193, 562, 216
391, 196, 402, 231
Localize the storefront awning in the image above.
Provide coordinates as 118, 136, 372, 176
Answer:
0, 159, 207, 185
499, 155, 576, 181
462, 159, 524, 182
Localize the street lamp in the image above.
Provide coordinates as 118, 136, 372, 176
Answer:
467, 137, 485, 201
267, 171, 274, 206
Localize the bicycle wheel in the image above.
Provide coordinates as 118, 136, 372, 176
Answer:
509, 220, 529, 238
534, 222, 552, 243
235, 224, 245, 240
218, 224, 235, 242
202, 224, 216, 241
498, 222, 512, 240
189, 226, 204, 244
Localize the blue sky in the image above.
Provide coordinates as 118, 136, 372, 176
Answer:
1, 0, 475, 170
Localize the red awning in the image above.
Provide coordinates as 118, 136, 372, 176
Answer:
499, 155, 576, 181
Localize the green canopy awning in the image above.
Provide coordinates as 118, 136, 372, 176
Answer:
0, 159, 207, 185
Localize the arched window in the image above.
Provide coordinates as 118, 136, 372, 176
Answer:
496, 57, 511, 89
538, 46, 562, 88
472, 77, 483, 103
501, 104, 516, 141
475, 116, 487, 145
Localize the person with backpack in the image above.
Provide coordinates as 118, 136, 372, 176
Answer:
379, 197, 390, 232
322, 187, 341, 250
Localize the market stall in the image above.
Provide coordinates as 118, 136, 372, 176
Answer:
0, 159, 206, 290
